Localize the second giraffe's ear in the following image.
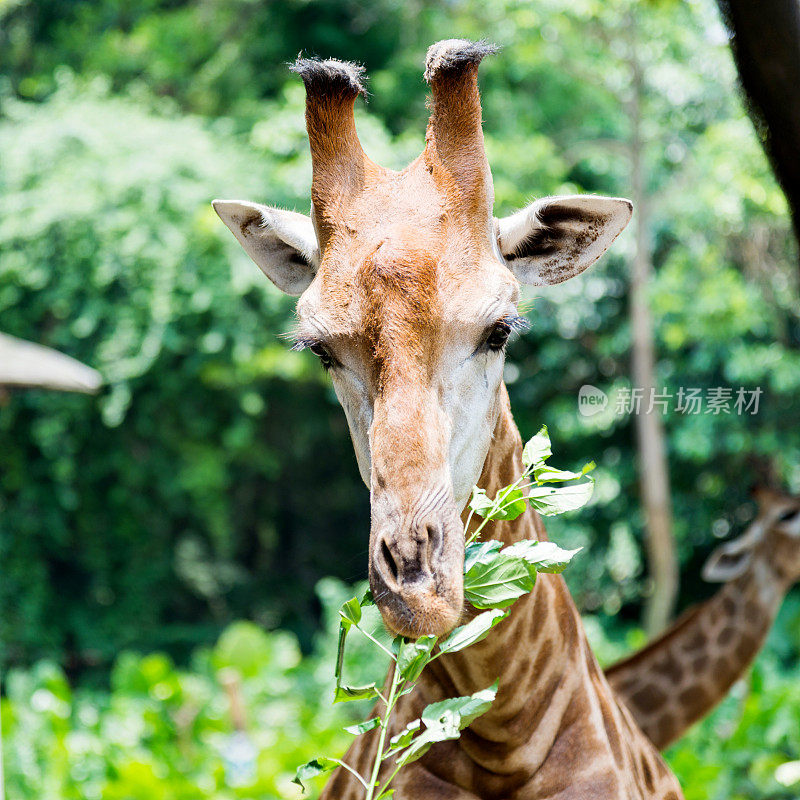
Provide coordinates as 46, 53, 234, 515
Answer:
495, 195, 633, 286
702, 534, 757, 583
213, 200, 320, 296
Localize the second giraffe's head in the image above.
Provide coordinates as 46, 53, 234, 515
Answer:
703, 486, 800, 585
214, 40, 632, 637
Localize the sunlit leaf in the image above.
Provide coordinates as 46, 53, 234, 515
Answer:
293, 757, 339, 791
533, 461, 595, 483
526, 479, 594, 516
393, 683, 498, 768
463, 554, 534, 609
521, 426, 551, 468
502, 540, 582, 574
492, 486, 527, 520
387, 719, 421, 753
339, 597, 362, 629
397, 635, 438, 682
437, 609, 508, 654
334, 683, 378, 703
463, 540, 502, 573
468, 486, 495, 518
344, 717, 381, 736
421, 681, 498, 729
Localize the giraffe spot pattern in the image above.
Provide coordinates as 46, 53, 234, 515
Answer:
640, 753, 655, 792
717, 626, 735, 647
678, 685, 709, 709
631, 684, 667, 710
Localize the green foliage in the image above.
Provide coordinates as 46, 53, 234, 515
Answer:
1, 579, 370, 799
4, 587, 800, 800
0, 77, 377, 667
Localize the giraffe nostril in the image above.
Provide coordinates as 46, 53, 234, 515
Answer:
426, 522, 443, 569
381, 539, 399, 582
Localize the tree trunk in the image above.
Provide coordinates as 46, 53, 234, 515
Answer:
628, 33, 679, 636
717, 0, 800, 252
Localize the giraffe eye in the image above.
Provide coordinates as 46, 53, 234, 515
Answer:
308, 341, 334, 369
485, 322, 512, 351
779, 508, 799, 523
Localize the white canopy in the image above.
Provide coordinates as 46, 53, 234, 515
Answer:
0, 332, 102, 394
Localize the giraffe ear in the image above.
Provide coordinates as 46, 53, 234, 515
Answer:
702, 536, 755, 583
213, 200, 319, 296
495, 195, 633, 286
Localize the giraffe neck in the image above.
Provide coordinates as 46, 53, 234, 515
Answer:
606, 551, 788, 749
418, 386, 581, 736
322, 386, 683, 799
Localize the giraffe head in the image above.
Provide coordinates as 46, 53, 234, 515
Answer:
703, 486, 800, 585
214, 41, 632, 637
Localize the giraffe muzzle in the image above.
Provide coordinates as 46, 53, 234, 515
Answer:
369, 509, 464, 638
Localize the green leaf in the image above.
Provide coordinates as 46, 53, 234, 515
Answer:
397, 635, 438, 682
533, 460, 595, 483
334, 683, 378, 703
437, 609, 508, 654
376, 790, 395, 800
339, 597, 362, 629
502, 540, 582, 574
468, 486, 495, 518
393, 719, 455, 766
492, 486, 527, 521
463, 540, 502, 573
393, 683, 499, 768
421, 681, 498, 729
360, 588, 375, 607
526, 479, 594, 516
463, 554, 534, 609
387, 719, 421, 753
344, 717, 381, 736
521, 426, 551, 468
293, 757, 339, 791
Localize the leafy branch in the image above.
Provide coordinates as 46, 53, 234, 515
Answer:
294, 426, 593, 798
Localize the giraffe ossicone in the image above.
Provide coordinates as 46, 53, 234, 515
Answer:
215, 39, 682, 800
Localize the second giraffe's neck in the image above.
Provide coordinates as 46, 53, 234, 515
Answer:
606, 551, 788, 749
420, 387, 589, 743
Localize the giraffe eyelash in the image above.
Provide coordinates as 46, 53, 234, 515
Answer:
289, 334, 336, 369
289, 336, 318, 353
503, 315, 530, 333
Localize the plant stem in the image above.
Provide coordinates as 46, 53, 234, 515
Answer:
365, 665, 404, 800
376, 759, 406, 796
355, 627, 396, 660
336, 759, 370, 790
463, 507, 475, 539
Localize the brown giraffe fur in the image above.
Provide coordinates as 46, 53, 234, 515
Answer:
214, 40, 683, 798
605, 486, 800, 750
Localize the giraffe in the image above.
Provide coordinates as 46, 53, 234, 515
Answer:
214, 40, 683, 799
605, 485, 800, 750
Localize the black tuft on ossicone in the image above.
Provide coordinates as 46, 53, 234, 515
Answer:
424, 39, 499, 83
290, 56, 368, 98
